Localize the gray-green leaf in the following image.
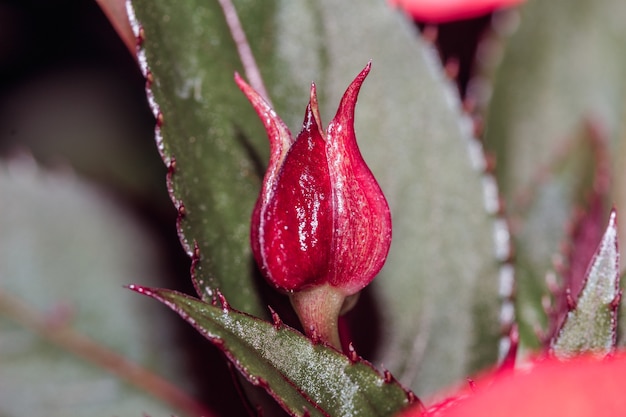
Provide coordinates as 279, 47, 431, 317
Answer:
127, 0, 273, 317
131, 286, 413, 417
551, 210, 620, 357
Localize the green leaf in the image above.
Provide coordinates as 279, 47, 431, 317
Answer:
127, 0, 273, 317
131, 286, 412, 417
128, 0, 503, 396
551, 211, 620, 357
483, 0, 626, 348
0, 159, 195, 417
511, 125, 605, 348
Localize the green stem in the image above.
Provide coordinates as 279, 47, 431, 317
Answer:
289, 284, 345, 350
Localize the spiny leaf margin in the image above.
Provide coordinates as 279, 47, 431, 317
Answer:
125, 0, 270, 317
129, 285, 413, 417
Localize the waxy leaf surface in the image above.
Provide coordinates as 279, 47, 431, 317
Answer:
132, 286, 411, 417
128, 0, 274, 317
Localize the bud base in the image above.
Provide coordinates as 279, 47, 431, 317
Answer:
289, 284, 346, 350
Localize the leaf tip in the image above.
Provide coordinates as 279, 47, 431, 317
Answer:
606, 208, 618, 250
550, 208, 621, 357
126, 284, 153, 297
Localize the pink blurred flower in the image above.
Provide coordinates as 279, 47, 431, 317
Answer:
389, 0, 524, 22
398, 354, 626, 417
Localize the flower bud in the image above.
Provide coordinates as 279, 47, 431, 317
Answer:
236, 64, 391, 348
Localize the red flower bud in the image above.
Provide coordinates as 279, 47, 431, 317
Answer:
236, 64, 391, 348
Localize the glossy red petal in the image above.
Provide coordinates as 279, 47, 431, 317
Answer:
259, 87, 333, 291
325, 63, 392, 295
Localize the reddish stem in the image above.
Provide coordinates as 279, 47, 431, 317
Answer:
217, 0, 272, 105
289, 285, 345, 351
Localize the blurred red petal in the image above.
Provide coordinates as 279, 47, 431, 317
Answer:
389, 0, 524, 22
398, 354, 626, 417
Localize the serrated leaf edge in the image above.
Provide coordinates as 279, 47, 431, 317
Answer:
421, 33, 516, 363
126, 1, 215, 303
128, 284, 416, 417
